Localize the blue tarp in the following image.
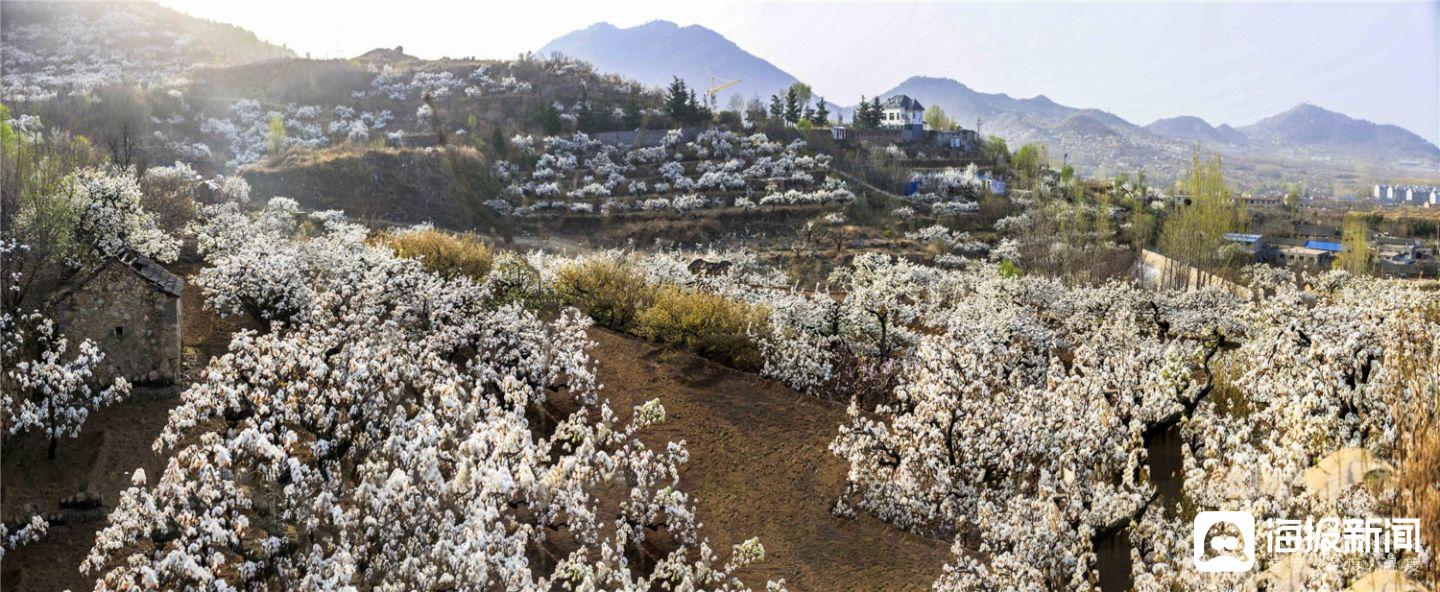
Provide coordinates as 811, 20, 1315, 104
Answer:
1304, 240, 1343, 252
904, 180, 919, 196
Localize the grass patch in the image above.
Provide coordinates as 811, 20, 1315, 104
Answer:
554, 258, 654, 331
381, 228, 494, 280
635, 285, 767, 370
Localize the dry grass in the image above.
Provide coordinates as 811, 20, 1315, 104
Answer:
380, 228, 495, 280
1388, 314, 1440, 585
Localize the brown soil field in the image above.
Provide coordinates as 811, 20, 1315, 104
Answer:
2, 281, 948, 590
587, 328, 950, 590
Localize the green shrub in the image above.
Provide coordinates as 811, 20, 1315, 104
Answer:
999, 259, 1023, 278
635, 285, 767, 369
382, 228, 494, 279
485, 252, 550, 310
554, 259, 654, 330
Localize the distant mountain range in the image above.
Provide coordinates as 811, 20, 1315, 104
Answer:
537, 20, 799, 107
1145, 116, 1248, 145
539, 22, 1439, 184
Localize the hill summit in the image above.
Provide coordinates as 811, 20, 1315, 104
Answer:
537, 20, 800, 105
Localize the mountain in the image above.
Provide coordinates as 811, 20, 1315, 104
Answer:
537, 20, 799, 106
873, 76, 1076, 127
1239, 103, 1440, 159
1146, 116, 1248, 145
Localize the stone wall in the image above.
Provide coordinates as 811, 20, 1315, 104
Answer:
1134, 249, 1254, 300
56, 262, 182, 385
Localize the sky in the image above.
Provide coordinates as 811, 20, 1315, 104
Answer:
160, 0, 1440, 144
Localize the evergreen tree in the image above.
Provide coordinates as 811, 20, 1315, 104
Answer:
533, 103, 562, 135
576, 86, 596, 132
491, 127, 508, 159
812, 98, 830, 126
745, 96, 768, 126
854, 95, 871, 129
664, 77, 691, 124
783, 87, 802, 124
622, 94, 643, 129
685, 89, 711, 125
868, 96, 882, 127
768, 94, 784, 121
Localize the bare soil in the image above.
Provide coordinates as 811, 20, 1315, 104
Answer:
587, 328, 949, 590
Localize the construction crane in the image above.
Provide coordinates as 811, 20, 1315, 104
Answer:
706, 75, 741, 110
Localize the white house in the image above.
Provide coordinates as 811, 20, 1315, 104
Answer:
881, 95, 924, 129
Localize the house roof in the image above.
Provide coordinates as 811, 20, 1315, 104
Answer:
882, 94, 924, 112
1223, 233, 1263, 243
1303, 240, 1343, 253
1281, 246, 1328, 256
58, 250, 184, 301
123, 252, 184, 297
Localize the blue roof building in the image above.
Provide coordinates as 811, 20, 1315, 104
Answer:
1304, 240, 1343, 253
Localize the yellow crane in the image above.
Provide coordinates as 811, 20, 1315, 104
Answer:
706, 75, 741, 110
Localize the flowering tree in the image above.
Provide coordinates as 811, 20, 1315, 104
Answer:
85, 208, 785, 591
2, 310, 131, 458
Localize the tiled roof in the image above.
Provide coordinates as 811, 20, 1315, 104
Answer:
882, 94, 924, 112
120, 252, 184, 297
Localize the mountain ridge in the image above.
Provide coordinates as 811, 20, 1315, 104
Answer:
537, 20, 800, 106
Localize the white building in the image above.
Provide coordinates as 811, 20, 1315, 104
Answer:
881, 95, 925, 129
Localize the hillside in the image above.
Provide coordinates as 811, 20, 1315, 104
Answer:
1, 1, 293, 102
538, 20, 799, 105
240, 147, 493, 229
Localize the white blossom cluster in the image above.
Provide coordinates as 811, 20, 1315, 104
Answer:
500, 130, 836, 217
85, 202, 785, 591
911, 164, 986, 196
904, 225, 988, 255
0, 515, 50, 561
832, 266, 1437, 591
327, 105, 392, 143
200, 100, 331, 168
67, 167, 182, 263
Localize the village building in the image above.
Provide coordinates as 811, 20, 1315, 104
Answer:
55, 251, 183, 385
1239, 193, 1285, 208
1222, 232, 1266, 257
880, 95, 925, 130
1276, 245, 1333, 270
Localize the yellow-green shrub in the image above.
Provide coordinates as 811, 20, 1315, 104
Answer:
553, 259, 654, 330
635, 285, 767, 369
382, 228, 494, 279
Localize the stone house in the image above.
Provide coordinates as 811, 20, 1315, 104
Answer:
55, 251, 183, 385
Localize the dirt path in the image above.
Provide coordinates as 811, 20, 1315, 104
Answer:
588, 328, 949, 591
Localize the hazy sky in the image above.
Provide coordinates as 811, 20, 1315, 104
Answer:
161, 0, 1440, 144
